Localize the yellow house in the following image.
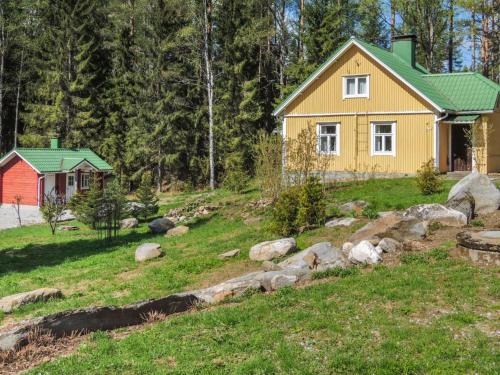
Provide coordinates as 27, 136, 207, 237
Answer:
273, 35, 500, 177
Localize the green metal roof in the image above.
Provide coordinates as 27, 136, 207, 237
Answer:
273, 37, 500, 115
13, 148, 112, 173
442, 114, 480, 124
422, 73, 500, 112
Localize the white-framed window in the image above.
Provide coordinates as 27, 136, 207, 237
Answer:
343, 75, 369, 98
371, 122, 396, 156
317, 123, 340, 155
68, 175, 75, 187
81, 173, 90, 189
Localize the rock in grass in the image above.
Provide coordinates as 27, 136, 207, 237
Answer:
341, 242, 354, 255
339, 200, 368, 213
120, 218, 139, 229
218, 249, 240, 259
325, 217, 358, 228
58, 225, 79, 231
262, 260, 282, 272
165, 225, 189, 237
403, 204, 467, 227
348, 240, 381, 264
148, 218, 175, 234
249, 238, 296, 261
447, 172, 500, 215
270, 274, 297, 290
135, 243, 163, 262
278, 242, 347, 271
376, 238, 402, 253
0, 288, 62, 313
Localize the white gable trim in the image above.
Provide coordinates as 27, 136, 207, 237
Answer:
272, 39, 444, 116
0, 150, 42, 174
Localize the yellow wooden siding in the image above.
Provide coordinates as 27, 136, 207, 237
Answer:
486, 112, 500, 173
285, 46, 433, 115
286, 114, 435, 174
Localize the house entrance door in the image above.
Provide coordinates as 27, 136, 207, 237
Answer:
66, 173, 76, 201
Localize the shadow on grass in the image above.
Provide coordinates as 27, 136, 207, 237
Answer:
0, 231, 157, 276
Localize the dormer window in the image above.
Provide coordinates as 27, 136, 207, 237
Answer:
343, 75, 369, 98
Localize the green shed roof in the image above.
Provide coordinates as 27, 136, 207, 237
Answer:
273, 37, 500, 115
442, 114, 480, 124
13, 148, 112, 173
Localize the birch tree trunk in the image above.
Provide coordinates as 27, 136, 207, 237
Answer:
203, 0, 215, 190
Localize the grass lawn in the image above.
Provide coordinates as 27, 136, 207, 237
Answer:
0, 177, 459, 326
30, 247, 499, 374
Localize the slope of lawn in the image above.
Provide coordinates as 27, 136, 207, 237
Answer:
31, 247, 500, 374
0, 178, 455, 325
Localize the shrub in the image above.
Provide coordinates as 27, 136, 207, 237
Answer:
68, 175, 103, 229
136, 172, 159, 220
41, 192, 66, 235
470, 219, 484, 227
255, 131, 283, 200
296, 177, 326, 227
271, 186, 300, 236
416, 159, 443, 195
271, 177, 326, 235
223, 168, 249, 193
361, 206, 379, 219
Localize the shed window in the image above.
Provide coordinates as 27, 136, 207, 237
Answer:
343, 75, 369, 98
371, 122, 396, 156
317, 123, 340, 155
81, 173, 90, 189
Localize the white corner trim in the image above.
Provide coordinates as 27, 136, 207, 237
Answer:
273, 39, 444, 117
434, 113, 448, 169
0, 150, 42, 174
282, 117, 287, 178
370, 121, 396, 157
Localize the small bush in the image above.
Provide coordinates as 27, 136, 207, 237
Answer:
296, 177, 326, 227
470, 219, 484, 227
361, 206, 379, 219
271, 177, 326, 235
223, 168, 249, 194
428, 248, 449, 260
416, 159, 443, 195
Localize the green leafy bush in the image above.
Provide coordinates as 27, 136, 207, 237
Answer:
416, 159, 443, 195
271, 177, 326, 235
223, 168, 249, 193
361, 206, 379, 219
470, 219, 484, 227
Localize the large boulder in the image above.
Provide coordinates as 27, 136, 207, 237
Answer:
325, 217, 358, 228
445, 192, 475, 222
120, 218, 139, 229
278, 242, 347, 271
447, 173, 500, 215
135, 243, 163, 262
148, 218, 175, 234
349, 212, 403, 244
249, 238, 297, 261
381, 217, 429, 242
403, 204, 467, 227
165, 225, 189, 237
0, 288, 62, 313
376, 238, 402, 253
348, 241, 381, 264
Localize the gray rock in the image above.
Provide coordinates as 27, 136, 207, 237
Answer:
278, 242, 347, 271
325, 217, 358, 228
120, 218, 139, 229
262, 260, 282, 271
339, 200, 368, 213
0, 293, 198, 352
378, 211, 394, 218
254, 269, 307, 291
135, 243, 163, 262
349, 212, 403, 244
341, 242, 354, 255
148, 218, 175, 234
348, 241, 381, 264
270, 274, 298, 290
165, 225, 189, 237
376, 238, 402, 253
57, 210, 76, 222
0, 288, 62, 313
249, 238, 297, 261
447, 172, 500, 215
403, 204, 467, 227
59, 225, 79, 231
382, 217, 429, 242
445, 191, 475, 221
125, 201, 145, 216
218, 249, 241, 259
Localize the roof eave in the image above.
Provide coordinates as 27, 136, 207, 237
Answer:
0, 150, 42, 174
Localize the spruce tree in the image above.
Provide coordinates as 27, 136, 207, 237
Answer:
136, 172, 159, 220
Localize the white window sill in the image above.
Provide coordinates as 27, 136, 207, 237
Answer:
371, 152, 395, 157
318, 151, 339, 156
343, 95, 369, 99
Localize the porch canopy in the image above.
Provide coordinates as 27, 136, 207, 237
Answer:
442, 114, 479, 124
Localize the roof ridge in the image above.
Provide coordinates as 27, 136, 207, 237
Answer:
424, 72, 475, 76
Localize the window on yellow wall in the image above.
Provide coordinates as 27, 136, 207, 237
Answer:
317, 123, 340, 155
343, 75, 369, 98
371, 122, 396, 156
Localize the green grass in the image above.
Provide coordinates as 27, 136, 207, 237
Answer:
30, 249, 499, 374
0, 177, 456, 325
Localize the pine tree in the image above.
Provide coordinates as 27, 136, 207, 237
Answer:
136, 172, 159, 220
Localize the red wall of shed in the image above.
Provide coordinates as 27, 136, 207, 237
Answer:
0, 155, 40, 206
